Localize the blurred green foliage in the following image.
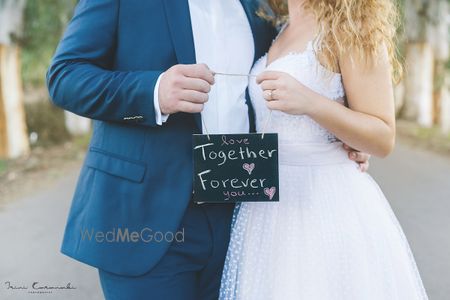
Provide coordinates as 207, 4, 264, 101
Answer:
25, 101, 71, 147
21, 0, 77, 86
0, 160, 7, 176
17, 0, 447, 88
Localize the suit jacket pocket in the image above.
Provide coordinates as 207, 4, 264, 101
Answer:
85, 147, 147, 183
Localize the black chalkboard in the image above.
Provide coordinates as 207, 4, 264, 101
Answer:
192, 133, 279, 203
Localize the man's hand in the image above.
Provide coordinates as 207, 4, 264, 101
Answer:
343, 144, 371, 172
158, 64, 215, 115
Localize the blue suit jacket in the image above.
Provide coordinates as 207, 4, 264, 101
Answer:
47, 0, 276, 276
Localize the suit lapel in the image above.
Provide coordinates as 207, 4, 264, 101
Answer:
162, 0, 202, 130
239, 0, 276, 63
239, 0, 258, 63
162, 0, 196, 65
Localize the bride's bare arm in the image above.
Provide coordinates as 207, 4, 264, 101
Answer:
257, 47, 396, 158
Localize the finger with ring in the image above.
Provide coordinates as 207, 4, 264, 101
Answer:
264, 89, 276, 101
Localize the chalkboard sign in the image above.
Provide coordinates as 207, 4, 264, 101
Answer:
192, 133, 279, 203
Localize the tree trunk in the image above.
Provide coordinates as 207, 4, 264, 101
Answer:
440, 75, 450, 134
0, 0, 29, 158
429, 0, 449, 62
401, 0, 435, 127
0, 44, 29, 158
403, 43, 434, 127
0, 47, 6, 157
429, 0, 449, 132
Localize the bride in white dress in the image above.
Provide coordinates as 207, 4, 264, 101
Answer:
220, 0, 428, 299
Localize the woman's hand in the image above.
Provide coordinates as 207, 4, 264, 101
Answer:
256, 71, 316, 115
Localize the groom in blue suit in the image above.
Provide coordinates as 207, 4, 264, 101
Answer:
47, 0, 276, 299
48, 1, 370, 299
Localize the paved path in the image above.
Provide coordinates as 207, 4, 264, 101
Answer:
370, 142, 450, 300
0, 171, 103, 300
0, 142, 449, 300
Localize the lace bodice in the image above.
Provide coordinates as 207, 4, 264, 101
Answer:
249, 40, 346, 145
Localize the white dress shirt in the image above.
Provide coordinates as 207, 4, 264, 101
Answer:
153, 0, 255, 134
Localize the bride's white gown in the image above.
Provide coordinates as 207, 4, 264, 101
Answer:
219, 40, 428, 299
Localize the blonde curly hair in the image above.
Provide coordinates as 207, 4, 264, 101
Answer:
260, 0, 403, 83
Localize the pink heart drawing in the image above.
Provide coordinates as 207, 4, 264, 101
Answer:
242, 163, 255, 175
264, 187, 277, 200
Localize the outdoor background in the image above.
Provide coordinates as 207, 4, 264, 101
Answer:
0, 0, 449, 299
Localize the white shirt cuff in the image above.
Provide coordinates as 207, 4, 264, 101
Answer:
153, 73, 169, 125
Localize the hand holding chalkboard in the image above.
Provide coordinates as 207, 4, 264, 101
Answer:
192, 133, 279, 203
